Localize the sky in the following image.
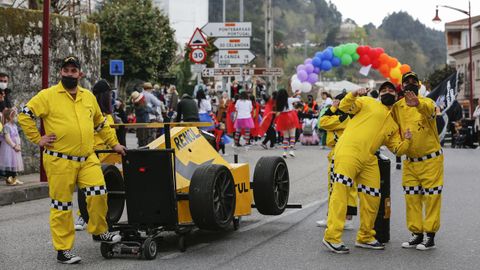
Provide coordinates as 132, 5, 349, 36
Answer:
328, 0, 478, 31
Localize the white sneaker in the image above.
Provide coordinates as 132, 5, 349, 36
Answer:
282, 152, 287, 158
316, 219, 327, 227
344, 219, 354, 230
74, 216, 87, 231
289, 150, 295, 157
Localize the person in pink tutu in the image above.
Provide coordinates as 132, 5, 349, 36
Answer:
233, 91, 254, 147
0, 108, 24, 185
275, 89, 301, 158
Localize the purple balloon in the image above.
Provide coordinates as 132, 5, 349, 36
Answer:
321, 60, 333, 71
331, 56, 341, 67
297, 70, 308, 82
313, 67, 320, 74
312, 57, 322, 68
305, 64, 314, 73
322, 49, 333, 60
296, 64, 306, 73
304, 58, 312, 65
307, 73, 318, 84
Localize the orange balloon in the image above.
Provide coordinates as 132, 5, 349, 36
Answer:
388, 57, 398, 68
391, 78, 399, 85
378, 53, 389, 63
379, 64, 390, 75
400, 64, 411, 74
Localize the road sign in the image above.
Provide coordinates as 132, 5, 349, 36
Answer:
243, 67, 284, 76
190, 64, 206, 73
201, 22, 252, 37
188, 28, 208, 47
202, 68, 241, 77
109, 60, 124, 76
213, 37, 250, 50
189, 48, 207, 64
202, 67, 283, 77
218, 50, 255, 65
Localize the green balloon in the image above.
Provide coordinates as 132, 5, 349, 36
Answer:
344, 44, 355, 55
333, 46, 343, 57
341, 54, 353, 66
351, 52, 360, 61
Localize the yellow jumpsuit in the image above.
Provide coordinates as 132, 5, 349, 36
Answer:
392, 97, 443, 234
19, 82, 119, 251
324, 93, 410, 244
319, 106, 357, 215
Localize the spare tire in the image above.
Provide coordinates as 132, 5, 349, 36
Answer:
189, 164, 236, 230
253, 156, 289, 215
78, 164, 125, 225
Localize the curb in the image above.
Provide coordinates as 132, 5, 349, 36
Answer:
0, 183, 49, 206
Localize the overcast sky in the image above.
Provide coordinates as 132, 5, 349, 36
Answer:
328, 0, 478, 31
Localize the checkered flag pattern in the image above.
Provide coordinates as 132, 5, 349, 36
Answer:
423, 186, 443, 195
21, 106, 36, 120
332, 173, 353, 187
51, 199, 73, 211
83, 185, 107, 196
95, 117, 107, 132
357, 184, 381, 197
403, 186, 423, 195
407, 149, 443, 162
44, 149, 87, 162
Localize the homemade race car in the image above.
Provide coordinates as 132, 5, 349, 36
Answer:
79, 122, 294, 260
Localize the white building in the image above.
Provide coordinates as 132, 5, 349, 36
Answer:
153, 0, 209, 49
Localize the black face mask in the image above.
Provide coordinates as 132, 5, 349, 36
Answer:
404, 84, 419, 95
61, 76, 78, 90
381, 93, 396, 106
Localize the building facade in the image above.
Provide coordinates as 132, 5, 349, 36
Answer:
445, 15, 480, 116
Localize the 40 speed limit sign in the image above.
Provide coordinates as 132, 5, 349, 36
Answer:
189, 48, 207, 64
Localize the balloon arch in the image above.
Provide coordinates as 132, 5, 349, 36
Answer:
291, 43, 411, 92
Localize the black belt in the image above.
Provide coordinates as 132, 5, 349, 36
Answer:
407, 149, 443, 162
44, 149, 88, 162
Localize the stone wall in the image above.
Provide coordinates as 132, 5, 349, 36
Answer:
0, 7, 101, 174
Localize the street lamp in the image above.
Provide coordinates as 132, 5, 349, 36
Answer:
433, 1, 474, 117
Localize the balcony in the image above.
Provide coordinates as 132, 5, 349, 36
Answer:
447, 45, 463, 53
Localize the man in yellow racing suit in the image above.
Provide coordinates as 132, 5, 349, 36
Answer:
316, 93, 357, 229
323, 82, 411, 254
392, 71, 443, 250
18, 56, 126, 264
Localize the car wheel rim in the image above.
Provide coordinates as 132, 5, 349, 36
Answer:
273, 162, 289, 209
213, 170, 234, 223
149, 241, 156, 255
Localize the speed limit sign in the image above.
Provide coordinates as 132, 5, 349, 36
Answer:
189, 48, 207, 64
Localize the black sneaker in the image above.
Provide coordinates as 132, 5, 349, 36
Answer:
402, 233, 423, 248
416, 233, 435, 250
57, 250, 81, 264
322, 238, 350, 254
396, 164, 402, 170
355, 240, 385, 250
92, 231, 122, 243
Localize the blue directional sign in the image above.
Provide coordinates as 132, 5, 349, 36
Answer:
109, 60, 124, 76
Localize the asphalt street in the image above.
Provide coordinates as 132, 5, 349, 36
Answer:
0, 139, 479, 269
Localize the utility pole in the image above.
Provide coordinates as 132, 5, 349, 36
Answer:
265, 0, 274, 93
239, 0, 246, 92
221, 0, 227, 97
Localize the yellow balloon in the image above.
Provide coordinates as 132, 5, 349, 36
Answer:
390, 68, 401, 80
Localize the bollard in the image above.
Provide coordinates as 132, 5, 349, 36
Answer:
374, 152, 391, 243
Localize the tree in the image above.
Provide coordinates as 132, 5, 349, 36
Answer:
89, 0, 177, 82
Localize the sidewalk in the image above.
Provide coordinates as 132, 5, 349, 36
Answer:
0, 173, 48, 206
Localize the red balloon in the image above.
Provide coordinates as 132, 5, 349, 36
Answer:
356, 46, 366, 55
359, 54, 371, 66
368, 48, 377, 60
371, 58, 381, 69
363, 46, 371, 56
372, 48, 383, 59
